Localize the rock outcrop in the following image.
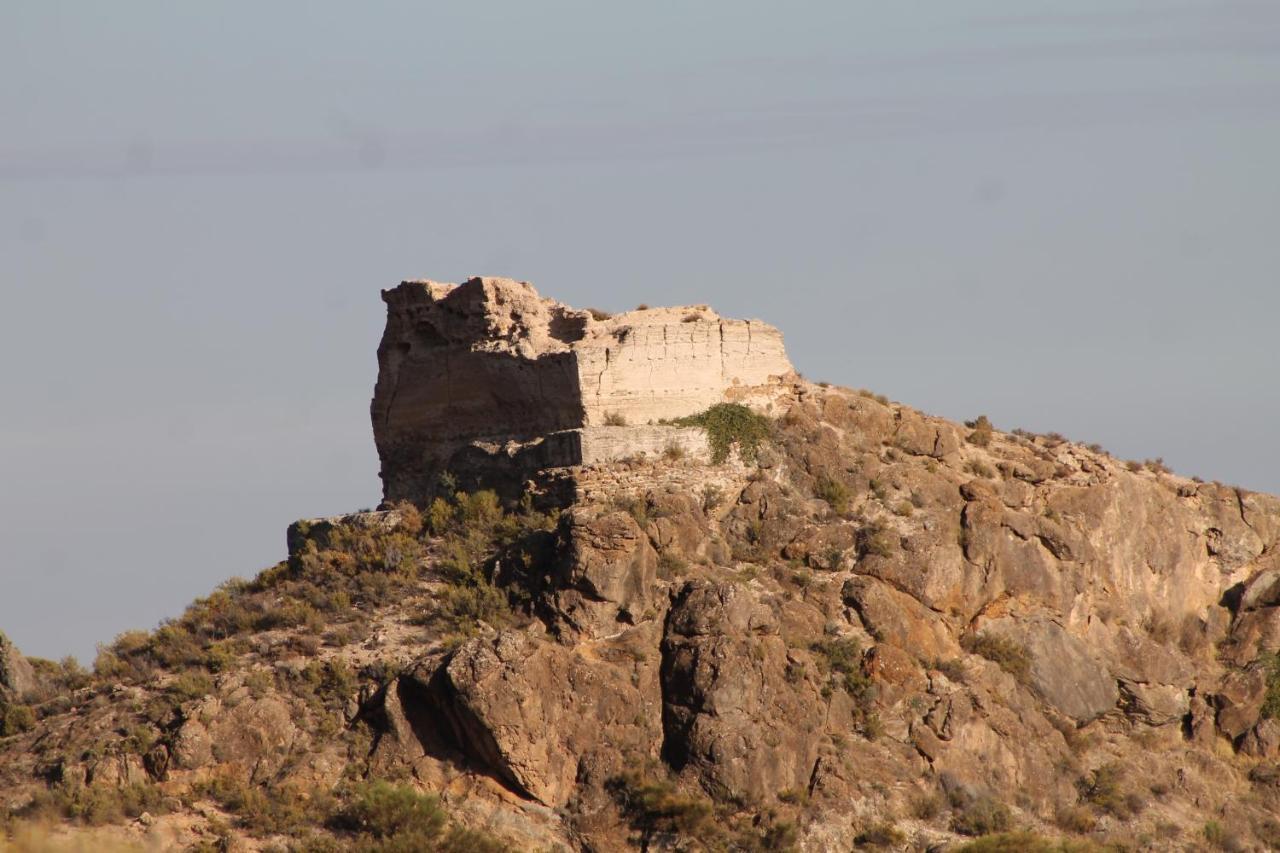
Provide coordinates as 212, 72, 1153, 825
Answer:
371, 277, 794, 502
0, 632, 36, 704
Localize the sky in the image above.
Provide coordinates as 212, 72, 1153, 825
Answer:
2, 1, 1278, 662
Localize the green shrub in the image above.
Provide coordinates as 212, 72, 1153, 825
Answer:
24, 780, 168, 827
168, 671, 214, 702
1259, 652, 1280, 720
1072, 762, 1145, 823
91, 647, 131, 681
391, 501, 424, 536
294, 659, 357, 709
455, 489, 502, 529
858, 522, 895, 559
25, 655, 91, 698
334, 780, 513, 851
855, 822, 905, 847
966, 459, 997, 479
0, 704, 36, 736
910, 791, 944, 819
776, 787, 808, 806
203, 641, 239, 673
1144, 457, 1171, 474
1054, 804, 1096, 833
342, 781, 446, 841
657, 552, 688, 579
673, 403, 772, 463
815, 475, 851, 515
867, 478, 888, 501
700, 484, 724, 513
934, 658, 967, 682
611, 494, 653, 528
200, 774, 335, 836
967, 415, 994, 447
124, 723, 158, 755
435, 582, 511, 637
962, 633, 1032, 683
811, 637, 877, 734
607, 770, 714, 840
255, 600, 324, 633
427, 497, 455, 535
603, 411, 627, 426
951, 794, 1011, 836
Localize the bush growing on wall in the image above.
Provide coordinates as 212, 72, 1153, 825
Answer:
673, 403, 772, 464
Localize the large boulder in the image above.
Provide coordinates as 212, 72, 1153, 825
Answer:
171, 694, 307, 782
546, 508, 660, 637
1216, 665, 1269, 741
0, 632, 36, 703
841, 576, 960, 661
660, 581, 827, 802
427, 627, 662, 808
979, 618, 1119, 724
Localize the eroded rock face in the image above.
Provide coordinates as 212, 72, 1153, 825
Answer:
427, 628, 663, 808
660, 581, 826, 803
172, 694, 308, 782
371, 277, 794, 502
979, 618, 1119, 723
545, 508, 660, 638
0, 633, 36, 703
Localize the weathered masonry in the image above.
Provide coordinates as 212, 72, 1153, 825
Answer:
370, 277, 795, 502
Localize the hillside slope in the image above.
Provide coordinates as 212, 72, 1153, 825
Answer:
3, 293, 1280, 852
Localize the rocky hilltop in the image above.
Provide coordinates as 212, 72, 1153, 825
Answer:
3, 279, 1280, 852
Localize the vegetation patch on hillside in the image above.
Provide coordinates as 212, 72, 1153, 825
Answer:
607, 766, 797, 852
671, 403, 772, 463
956, 831, 1121, 852
962, 633, 1032, 683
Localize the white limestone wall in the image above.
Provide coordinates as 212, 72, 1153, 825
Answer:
575, 310, 793, 426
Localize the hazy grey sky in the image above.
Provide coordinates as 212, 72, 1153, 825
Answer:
3, 1, 1278, 662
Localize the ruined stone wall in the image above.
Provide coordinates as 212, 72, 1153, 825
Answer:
574, 307, 792, 427
370, 276, 794, 503
577, 425, 710, 465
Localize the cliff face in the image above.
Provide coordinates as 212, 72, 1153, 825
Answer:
371, 277, 794, 502
5, 282, 1280, 852
0, 633, 36, 706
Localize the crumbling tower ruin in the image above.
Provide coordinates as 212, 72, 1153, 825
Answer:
370, 277, 795, 503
